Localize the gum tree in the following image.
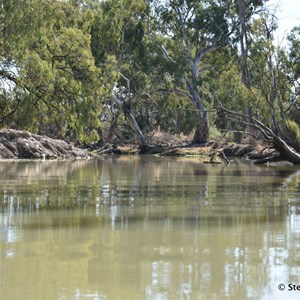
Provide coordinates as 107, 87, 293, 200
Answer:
0, 0, 105, 143
90, 0, 148, 146
147, 0, 232, 144
220, 13, 300, 164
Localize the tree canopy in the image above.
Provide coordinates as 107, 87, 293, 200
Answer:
0, 0, 300, 158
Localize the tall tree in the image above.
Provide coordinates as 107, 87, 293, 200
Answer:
0, 0, 106, 143
147, 0, 232, 144
91, 0, 148, 145
220, 12, 300, 163
233, 0, 266, 88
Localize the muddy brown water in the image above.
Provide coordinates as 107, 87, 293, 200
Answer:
0, 157, 300, 299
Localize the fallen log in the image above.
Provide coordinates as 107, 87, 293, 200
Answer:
253, 153, 281, 164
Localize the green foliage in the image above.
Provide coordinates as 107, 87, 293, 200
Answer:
0, 0, 107, 143
285, 119, 300, 147
91, 0, 147, 63
213, 65, 256, 130
209, 125, 222, 140
0, 0, 299, 147
288, 27, 300, 78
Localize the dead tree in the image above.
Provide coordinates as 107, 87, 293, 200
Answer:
219, 103, 300, 164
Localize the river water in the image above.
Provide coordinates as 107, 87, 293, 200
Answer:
0, 156, 300, 299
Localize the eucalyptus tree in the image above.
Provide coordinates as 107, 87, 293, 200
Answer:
220, 12, 300, 163
287, 26, 300, 113
147, 0, 234, 144
232, 0, 266, 89
0, 0, 106, 143
246, 12, 300, 150
90, 0, 149, 146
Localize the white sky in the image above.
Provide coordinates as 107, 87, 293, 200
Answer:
267, 0, 300, 45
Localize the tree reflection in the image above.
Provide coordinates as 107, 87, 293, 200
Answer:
0, 158, 300, 298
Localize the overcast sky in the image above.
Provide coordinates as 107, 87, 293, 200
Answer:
267, 0, 300, 45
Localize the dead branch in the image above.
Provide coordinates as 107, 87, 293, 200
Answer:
217, 100, 300, 164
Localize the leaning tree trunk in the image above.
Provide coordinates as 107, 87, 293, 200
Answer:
111, 92, 146, 146
273, 136, 300, 164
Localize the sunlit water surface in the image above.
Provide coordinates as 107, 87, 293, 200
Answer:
0, 156, 300, 300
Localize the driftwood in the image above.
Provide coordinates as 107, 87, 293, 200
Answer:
253, 153, 281, 164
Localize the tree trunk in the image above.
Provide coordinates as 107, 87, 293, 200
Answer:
192, 110, 209, 144
111, 92, 146, 146
237, 0, 250, 89
126, 111, 146, 146
273, 136, 300, 164
106, 110, 120, 143
188, 84, 209, 144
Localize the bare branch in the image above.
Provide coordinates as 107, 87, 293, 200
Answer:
148, 33, 176, 63
119, 72, 130, 91
217, 99, 275, 138
221, 129, 259, 140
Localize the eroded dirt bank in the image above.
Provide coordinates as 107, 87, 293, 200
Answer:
0, 129, 91, 159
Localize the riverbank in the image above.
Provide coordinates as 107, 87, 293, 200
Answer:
0, 128, 272, 163
91, 141, 256, 163
0, 129, 91, 159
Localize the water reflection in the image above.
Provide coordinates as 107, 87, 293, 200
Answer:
0, 157, 300, 299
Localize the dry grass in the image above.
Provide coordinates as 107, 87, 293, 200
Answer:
161, 146, 212, 156
146, 129, 192, 146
